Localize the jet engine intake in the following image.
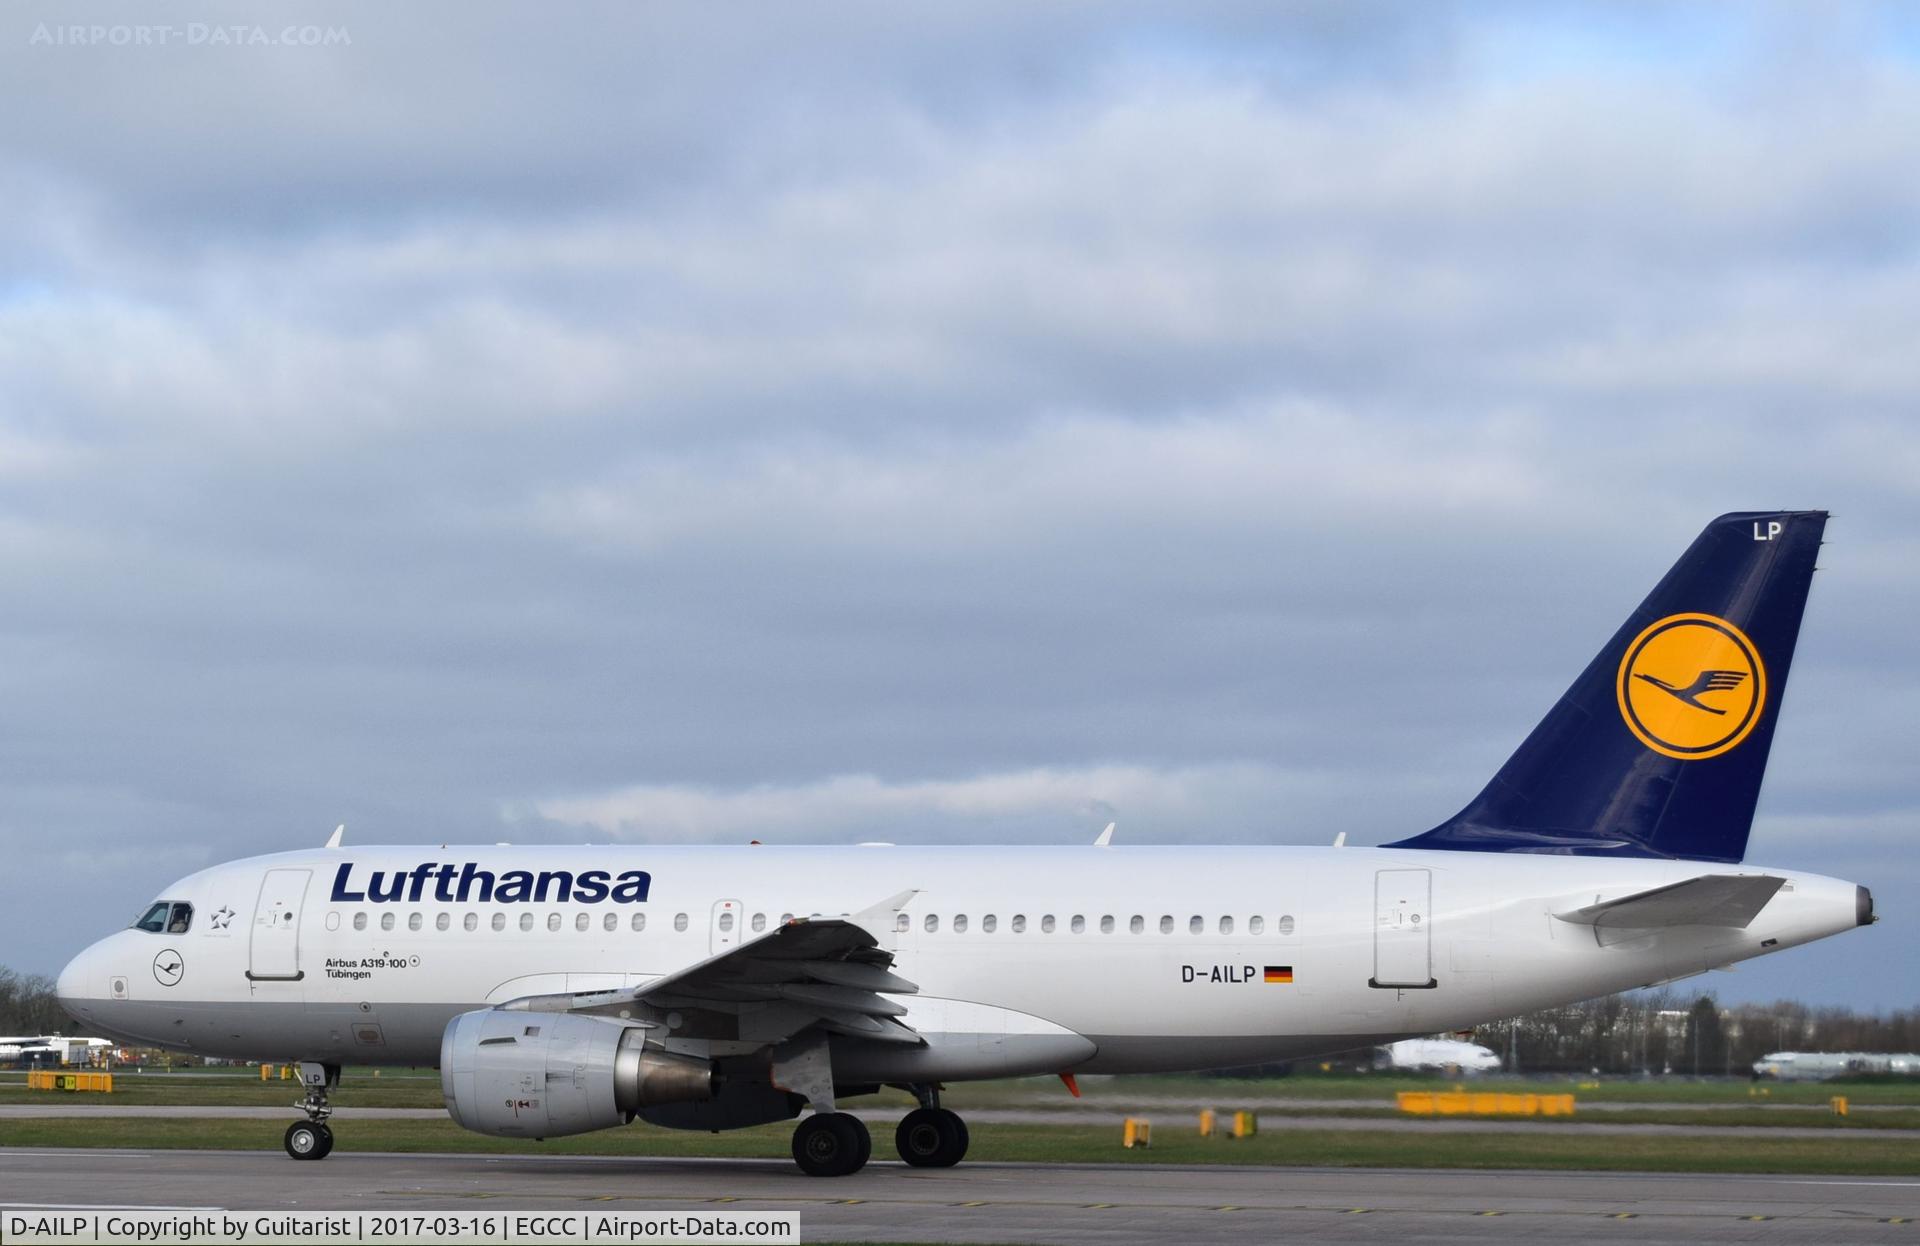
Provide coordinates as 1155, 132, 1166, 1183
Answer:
440, 1008, 715, 1138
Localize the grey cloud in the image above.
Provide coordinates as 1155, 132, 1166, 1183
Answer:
1, 4, 1917, 1007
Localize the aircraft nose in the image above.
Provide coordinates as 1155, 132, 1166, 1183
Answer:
57, 941, 105, 1022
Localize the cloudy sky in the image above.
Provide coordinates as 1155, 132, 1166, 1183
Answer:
2, 3, 1916, 1010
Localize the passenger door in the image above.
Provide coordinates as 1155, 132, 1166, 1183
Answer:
248, 868, 310, 982
1370, 869, 1435, 988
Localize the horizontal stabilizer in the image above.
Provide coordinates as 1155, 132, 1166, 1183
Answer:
1556, 874, 1786, 930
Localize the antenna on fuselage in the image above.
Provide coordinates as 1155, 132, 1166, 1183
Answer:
1332, 831, 1347, 848
1094, 822, 1115, 847
325, 824, 345, 849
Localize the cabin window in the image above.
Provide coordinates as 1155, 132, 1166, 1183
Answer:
673, 912, 689, 932
603, 913, 617, 932
982, 914, 997, 933
541, 913, 557, 932
1188, 915, 1203, 934
376, 913, 392, 932
1070, 915, 1086, 934
519, 913, 535, 932
325, 912, 340, 932
1100, 915, 1115, 934
576, 913, 591, 932
465, 913, 479, 932
631, 913, 646, 932
953, 914, 969, 933
436, 913, 450, 931
925, 914, 940, 933
718, 912, 735, 933
489, 913, 504, 931
1277, 915, 1295, 936
1041, 914, 1056, 933
896, 913, 910, 932
1221, 916, 1235, 934
1249, 915, 1264, 935
408, 913, 423, 932
752, 913, 766, 932
353, 912, 368, 932
1129, 915, 1145, 934
780, 912, 794, 925
1159, 915, 1174, 934
1011, 914, 1026, 933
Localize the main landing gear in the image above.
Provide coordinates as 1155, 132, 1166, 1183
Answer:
283, 1062, 340, 1162
894, 1083, 967, 1169
894, 1106, 968, 1168
788, 1084, 970, 1177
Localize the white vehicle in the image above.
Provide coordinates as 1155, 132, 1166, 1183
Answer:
1383, 1038, 1502, 1074
1753, 1052, 1920, 1081
58, 512, 1874, 1175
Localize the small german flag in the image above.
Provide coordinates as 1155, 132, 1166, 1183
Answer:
1263, 965, 1293, 984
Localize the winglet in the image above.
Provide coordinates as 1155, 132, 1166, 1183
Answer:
324, 824, 345, 849
852, 888, 919, 947
1094, 822, 1115, 847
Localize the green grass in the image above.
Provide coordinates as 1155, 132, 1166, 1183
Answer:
6, 1068, 1913, 1116
3, 1117, 1918, 1175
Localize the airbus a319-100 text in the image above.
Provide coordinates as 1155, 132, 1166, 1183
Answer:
58, 511, 1873, 1175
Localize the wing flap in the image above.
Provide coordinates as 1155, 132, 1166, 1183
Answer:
526, 889, 924, 1050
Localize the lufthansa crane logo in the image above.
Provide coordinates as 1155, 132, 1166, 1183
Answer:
1616, 613, 1766, 760
152, 949, 185, 988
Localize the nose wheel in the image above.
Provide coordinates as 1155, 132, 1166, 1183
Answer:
284, 1061, 340, 1162
284, 1119, 333, 1160
894, 1107, 968, 1167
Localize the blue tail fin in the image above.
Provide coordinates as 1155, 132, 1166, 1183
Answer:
1388, 511, 1826, 863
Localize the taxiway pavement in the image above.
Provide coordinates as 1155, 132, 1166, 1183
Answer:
3, 1147, 1919, 1244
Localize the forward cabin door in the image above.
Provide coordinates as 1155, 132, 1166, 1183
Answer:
1371, 868, 1435, 989
248, 868, 311, 982
710, 898, 743, 955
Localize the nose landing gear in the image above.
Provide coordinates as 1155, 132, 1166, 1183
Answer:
283, 1062, 340, 1162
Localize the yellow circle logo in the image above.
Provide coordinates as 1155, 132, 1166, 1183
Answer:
1616, 613, 1766, 760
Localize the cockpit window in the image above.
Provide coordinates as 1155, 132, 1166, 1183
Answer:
132, 902, 192, 934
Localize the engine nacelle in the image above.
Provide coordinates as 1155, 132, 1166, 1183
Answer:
440, 1009, 716, 1139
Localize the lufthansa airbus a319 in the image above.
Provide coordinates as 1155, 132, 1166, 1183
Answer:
57, 511, 1872, 1175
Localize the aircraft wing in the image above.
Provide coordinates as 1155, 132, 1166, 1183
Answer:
501, 889, 924, 1048
1555, 874, 1786, 931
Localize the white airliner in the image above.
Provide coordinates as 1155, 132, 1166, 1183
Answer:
1382, 1037, 1502, 1074
57, 512, 1874, 1175
0, 1036, 113, 1065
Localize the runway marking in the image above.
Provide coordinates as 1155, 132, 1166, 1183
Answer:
1742, 1215, 1774, 1221
957, 1201, 988, 1207
1343, 1208, 1372, 1214
1477, 1210, 1505, 1216
1084, 1203, 1115, 1209
1884, 1217, 1912, 1224
1214, 1205, 1241, 1211
1607, 1212, 1638, 1219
